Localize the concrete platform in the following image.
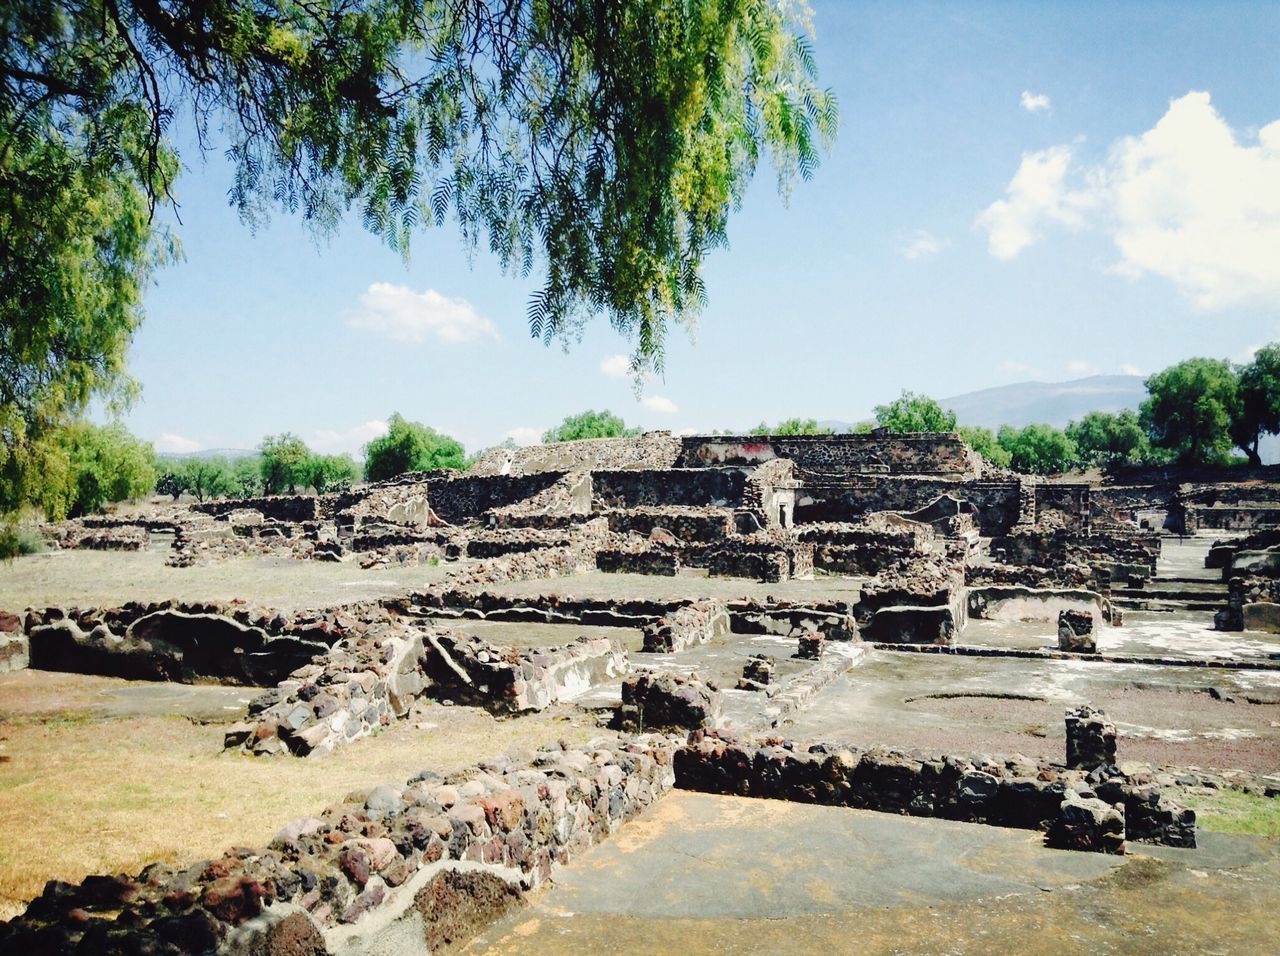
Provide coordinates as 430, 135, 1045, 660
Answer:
470, 790, 1280, 955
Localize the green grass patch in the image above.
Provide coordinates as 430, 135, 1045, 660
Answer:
1180, 788, 1280, 836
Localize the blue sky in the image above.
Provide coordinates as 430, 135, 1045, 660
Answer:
119, 1, 1280, 456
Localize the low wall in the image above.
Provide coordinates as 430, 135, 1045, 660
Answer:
677, 433, 982, 478
0, 738, 676, 954
641, 601, 730, 652
15, 602, 353, 685
675, 731, 1194, 853
605, 506, 735, 542
592, 468, 750, 510
194, 495, 320, 522
795, 478, 1021, 536
596, 547, 681, 576
967, 586, 1104, 624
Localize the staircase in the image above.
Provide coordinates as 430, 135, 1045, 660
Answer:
1111, 534, 1228, 613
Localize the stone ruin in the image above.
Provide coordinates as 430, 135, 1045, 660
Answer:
5, 429, 1278, 952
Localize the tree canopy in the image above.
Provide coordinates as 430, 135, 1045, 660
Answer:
996, 423, 1077, 475
748, 418, 830, 435
542, 410, 639, 443
1232, 344, 1280, 467
1065, 410, 1151, 469
364, 414, 465, 481
957, 425, 1011, 469
1140, 359, 1240, 466
873, 392, 957, 433
258, 433, 311, 494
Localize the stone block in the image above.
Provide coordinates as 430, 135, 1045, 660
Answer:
1065, 705, 1116, 770
1057, 608, 1097, 653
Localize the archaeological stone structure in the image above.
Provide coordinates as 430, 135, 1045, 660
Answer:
3, 430, 1279, 953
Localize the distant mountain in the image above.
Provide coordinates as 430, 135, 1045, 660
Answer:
939, 375, 1146, 430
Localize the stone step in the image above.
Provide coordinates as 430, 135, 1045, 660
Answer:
1112, 598, 1224, 613
1114, 586, 1228, 601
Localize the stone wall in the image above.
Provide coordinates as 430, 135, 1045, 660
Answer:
674, 728, 1194, 853
1035, 484, 1091, 530
591, 468, 750, 510
14, 601, 357, 685
641, 601, 730, 652
468, 432, 682, 476
856, 557, 966, 644
0, 737, 676, 954
795, 478, 1021, 535
967, 586, 1104, 624
618, 672, 722, 731
194, 495, 321, 522
595, 547, 681, 576
989, 529, 1159, 575
796, 521, 932, 575
677, 433, 982, 478
706, 537, 814, 582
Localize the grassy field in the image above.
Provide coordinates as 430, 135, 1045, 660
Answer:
0, 670, 596, 920
1179, 787, 1280, 836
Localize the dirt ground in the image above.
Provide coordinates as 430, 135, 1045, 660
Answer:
0, 670, 597, 920
0, 547, 449, 611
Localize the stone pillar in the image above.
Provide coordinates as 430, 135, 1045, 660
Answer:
796, 632, 824, 660
1065, 705, 1116, 770
1057, 609, 1097, 653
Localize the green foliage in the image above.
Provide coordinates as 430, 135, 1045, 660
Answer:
1, 2, 176, 529
1140, 359, 1240, 465
154, 467, 189, 501
747, 418, 831, 436
542, 410, 639, 443
5, 0, 835, 385
39, 421, 158, 517
1065, 410, 1151, 469
849, 420, 876, 434
231, 457, 263, 497
258, 434, 311, 495
1232, 343, 1280, 466
996, 423, 1078, 475
873, 392, 958, 433
364, 414, 465, 481
184, 456, 241, 502
957, 425, 1011, 469
303, 454, 358, 494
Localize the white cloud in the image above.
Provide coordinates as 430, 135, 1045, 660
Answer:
155, 433, 201, 454
1021, 90, 1052, 113
900, 230, 950, 260
978, 92, 1280, 309
347, 283, 498, 343
505, 426, 542, 446
1119, 363, 1145, 376
310, 419, 388, 455
599, 354, 631, 379
1065, 359, 1100, 376
640, 395, 678, 414
975, 145, 1095, 259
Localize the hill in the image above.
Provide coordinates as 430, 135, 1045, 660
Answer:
939, 375, 1146, 429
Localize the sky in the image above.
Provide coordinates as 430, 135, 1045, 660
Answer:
117, 1, 1280, 457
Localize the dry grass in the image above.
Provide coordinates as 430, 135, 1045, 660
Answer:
0, 547, 459, 613
0, 672, 596, 920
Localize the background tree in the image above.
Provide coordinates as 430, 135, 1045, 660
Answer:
303, 454, 359, 495
1232, 344, 1280, 466
51, 421, 157, 517
258, 434, 311, 495
957, 425, 1012, 469
231, 457, 263, 497
748, 418, 831, 436
181, 456, 239, 502
154, 466, 189, 501
1140, 359, 1239, 465
364, 414, 466, 481
873, 392, 958, 432
542, 410, 639, 443
996, 424, 1078, 475
1065, 410, 1151, 468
